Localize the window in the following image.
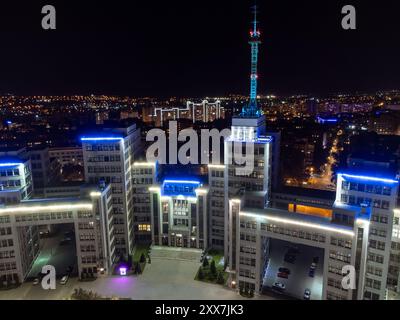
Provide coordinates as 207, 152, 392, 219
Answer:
138, 224, 151, 232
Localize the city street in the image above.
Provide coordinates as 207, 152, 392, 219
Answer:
263, 239, 324, 300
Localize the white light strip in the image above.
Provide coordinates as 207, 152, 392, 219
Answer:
0, 203, 93, 214
163, 180, 200, 185
0, 163, 23, 167
208, 165, 226, 169
339, 173, 399, 184
90, 192, 102, 197
195, 189, 208, 195
240, 212, 355, 237
133, 162, 156, 167
149, 187, 161, 192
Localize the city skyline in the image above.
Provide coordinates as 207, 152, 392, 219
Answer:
0, 1, 400, 304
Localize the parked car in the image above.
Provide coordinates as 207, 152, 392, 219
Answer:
310, 262, 317, 270
277, 272, 289, 279
308, 268, 315, 278
59, 238, 72, 246
60, 275, 69, 285
278, 267, 291, 275
272, 282, 286, 291
304, 289, 311, 300
33, 278, 40, 285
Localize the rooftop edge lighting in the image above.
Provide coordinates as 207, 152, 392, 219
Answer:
339, 173, 399, 184
149, 187, 161, 192
163, 180, 201, 185
0, 203, 93, 215
90, 192, 102, 197
81, 137, 123, 142
208, 164, 226, 169
0, 163, 23, 167
133, 162, 156, 167
240, 212, 355, 237
195, 189, 208, 195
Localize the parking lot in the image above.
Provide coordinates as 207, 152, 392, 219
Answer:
27, 224, 77, 281
262, 239, 324, 300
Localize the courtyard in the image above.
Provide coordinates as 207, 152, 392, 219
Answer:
0, 246, 276, 300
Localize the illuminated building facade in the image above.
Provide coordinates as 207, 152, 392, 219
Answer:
154, 100, 222, 127
227, 172, 399, 300
0, 157, 33, 205
0, 185, 112, 286
149, 180, 208, 249
81, 122, 141, 258
132, 162, 157, 243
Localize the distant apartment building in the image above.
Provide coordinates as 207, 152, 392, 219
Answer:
369, 110, 400, 136
27, 146, 61, 195
49, 147, 84, 167
154, 100, 223, 127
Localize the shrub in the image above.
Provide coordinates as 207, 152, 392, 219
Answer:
202, 256, 209, 268
216, 272, 225, 285
210, 260, 217, 275
198, 267, 205, 280
140, 253, 146, 263
249, 289, 254, 298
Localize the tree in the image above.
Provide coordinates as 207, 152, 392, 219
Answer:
239, 286, 244, 296
119, 253, 126, 263
202, 256, 209, 268
216, 272, 225, 285
198, 267, 204, 280
210, 260, 217, 275
249, 289, 254, 298
127, 254, 133, 268
140, 253, 146, 263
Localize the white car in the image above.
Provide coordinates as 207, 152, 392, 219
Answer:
33, 278, 40, 285
304, 289, 311, 300
273, 282, 286, 290
310, 262, 317, 269
60, 275, 69, 285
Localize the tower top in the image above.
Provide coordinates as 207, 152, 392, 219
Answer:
240, 3, 262, 118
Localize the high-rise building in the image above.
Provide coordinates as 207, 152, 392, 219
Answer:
81, 121, 141, 258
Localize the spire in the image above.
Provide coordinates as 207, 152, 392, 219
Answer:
241, 3, 262, 118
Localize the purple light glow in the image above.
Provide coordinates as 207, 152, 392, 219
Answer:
119, 267, 127, 276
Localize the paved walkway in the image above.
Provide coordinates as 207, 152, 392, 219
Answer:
150, 246, 202, 262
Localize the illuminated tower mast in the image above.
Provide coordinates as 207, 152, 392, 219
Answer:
242, 4, 261, 118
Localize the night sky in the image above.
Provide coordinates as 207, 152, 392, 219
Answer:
0, 0, 400, 97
